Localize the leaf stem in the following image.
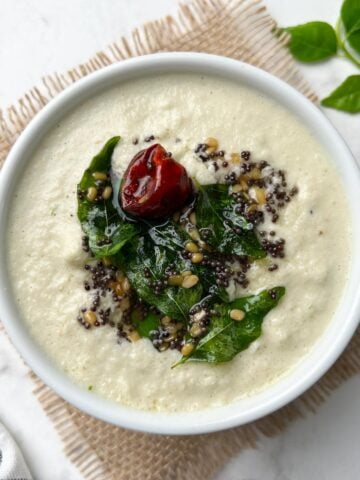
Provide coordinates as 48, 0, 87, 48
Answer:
336, 18, 360, 69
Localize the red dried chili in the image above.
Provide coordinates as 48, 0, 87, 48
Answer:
120, 143, 193, 218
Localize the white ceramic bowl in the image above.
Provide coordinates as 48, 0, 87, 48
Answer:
1, 53, 360, 435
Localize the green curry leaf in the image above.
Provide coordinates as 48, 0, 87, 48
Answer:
178, 287, 285, 365
341, 0, 360, 55
124, 236, 203, 321
77, 137, 139, 257
137, 312, 161, 338
195, 184, 266, 259
321, 75, 360, 112
148, 219, 230, 302
285, 22, 337, 62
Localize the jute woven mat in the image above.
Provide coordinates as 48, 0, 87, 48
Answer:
1, 1, 360, 479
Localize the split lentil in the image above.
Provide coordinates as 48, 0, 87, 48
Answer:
181, 343, 195, 356
185, 241, 199, 253
191, 252, 204, 264
182, 275, 199, 289
230, 309, 245, 321
102, 186, 112, 200
87, 186, 98, 201
92, 171, 108, 181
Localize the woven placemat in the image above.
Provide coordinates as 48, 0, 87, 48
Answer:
1, 1, 360, 479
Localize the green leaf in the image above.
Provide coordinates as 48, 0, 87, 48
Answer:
192, 263, 229, 303
321, 75, 360, 113
124, 236, 203, 321
147, 220, 185, 251
341, 0, 360, 55
180, 287, 285, 364
195, 184, 265, 259
148, 219, 230, 302
285, 22, 337, 62
77, 137, 139, 257
137, 312, 161, 338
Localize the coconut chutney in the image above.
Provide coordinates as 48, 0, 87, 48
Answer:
6, 74, 350, 412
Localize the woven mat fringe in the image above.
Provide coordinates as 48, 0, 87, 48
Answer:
1, 1, 358, 479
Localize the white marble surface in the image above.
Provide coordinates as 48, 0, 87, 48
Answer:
1, 0, 360, 479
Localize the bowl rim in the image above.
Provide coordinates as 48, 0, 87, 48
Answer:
1, 52, 360, 435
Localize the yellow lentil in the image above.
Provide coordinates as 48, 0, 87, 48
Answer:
254, 187, 267, 205
182, 275, 199, 289
189, 212, 197, 225
84, 310, 97, 326
181, 343, 195, 356
191, 252, 204, 264
120, 297, 130, 311
230, 153, 241, 164
121, 278, 131, 292
102, 186, 112, 200
92, 171, 108, 181
185, 241, 199, 253
167, 275, 184, 286
230, 309, 245, 321
231, 184, 243, 193
190, 324, 203, 337
87, 186, 98, 201
188, 228, 201, 242
161, 316, 172, 326
128, 330, 140, 342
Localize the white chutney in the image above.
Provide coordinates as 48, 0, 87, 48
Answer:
7, 74, 350, 412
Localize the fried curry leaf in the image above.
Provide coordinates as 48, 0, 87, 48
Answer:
124, 236, 203, 321
147, 220, 185, 251
148, 219, 229, 302
137, 312, 161, 338
178, 287, 285, 365
195, 184, 266, 259
77, 137, 139, 257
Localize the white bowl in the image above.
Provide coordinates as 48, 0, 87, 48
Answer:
1, 52, 360, 435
